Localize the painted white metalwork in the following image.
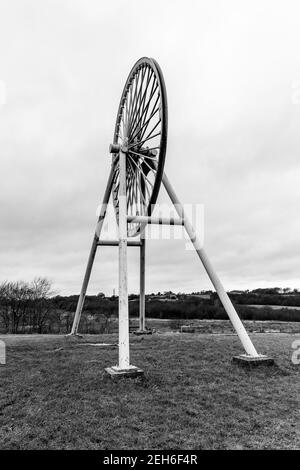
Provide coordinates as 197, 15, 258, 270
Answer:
117, 149, 130, 369
70, 164, 260, 358
70, 56, 262, 372
97, 240, 142, 247
139, 237, 146, 332
127, 215, 184, 226
161, 172, 259, 357
70, 165, 115, 336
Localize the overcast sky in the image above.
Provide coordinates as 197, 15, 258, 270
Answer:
1, 0, 300, 295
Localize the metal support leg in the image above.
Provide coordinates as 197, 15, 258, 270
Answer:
139, 237, 146, 332
106, 150, 144, 377
117, 149, 130, 369
70, 164, 115, 335
162, 172, 259, 357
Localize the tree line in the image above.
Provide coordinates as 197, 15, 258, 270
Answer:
1, 279, 300, 334
0, 277, 56, 333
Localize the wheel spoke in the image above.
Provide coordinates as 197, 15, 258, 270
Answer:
128, 66, 147, 135
138, 155, 158, 176
128, 132, 161, 150
130, 67, 153, 136
128, 154, 154, 189
128, 71, 140, 124
112, 58, 167, 235
139, 95, 160, 138
130, 104, 160, 144
127, 158, 148, 206
130, 81, 158, 140
129, 66, 148, 130
128, 153, 156, 177
140, 116, 161, 143
129, 68, 154, 137
128, 149, 158, 160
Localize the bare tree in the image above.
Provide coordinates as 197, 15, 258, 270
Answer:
29, 277, 56, 333
0, 282, 11, 331
0, 281, 32, 333
0, 277, 56, 334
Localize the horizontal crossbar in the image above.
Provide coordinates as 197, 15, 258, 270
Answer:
97, 240, 142, 247
127, 215, 184, 226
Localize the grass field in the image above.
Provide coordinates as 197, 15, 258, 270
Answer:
0, 328, 299, 449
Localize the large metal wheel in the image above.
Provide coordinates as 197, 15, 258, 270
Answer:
110, 57, 168, 237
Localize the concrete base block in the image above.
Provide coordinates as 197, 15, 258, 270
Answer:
133, 329, 153, 336
232, 354, 275, 367
105, 365, 144, 378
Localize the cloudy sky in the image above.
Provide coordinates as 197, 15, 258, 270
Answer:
1, 0, 300, 295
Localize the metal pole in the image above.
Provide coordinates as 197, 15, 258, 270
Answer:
70, 164, 115, 335
139, 236, 146, 331
162, 172, 259, 357
127, 215, 184, 225
118, 149, 130, 369
97, 240, 142, 247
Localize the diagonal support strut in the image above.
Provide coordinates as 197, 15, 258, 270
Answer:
69, 164, 115, 336
161, 171, 260, 357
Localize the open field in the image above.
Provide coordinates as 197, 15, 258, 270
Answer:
247, 304, 300, 310
129, 318, 300, 334
0, 329, 299, 450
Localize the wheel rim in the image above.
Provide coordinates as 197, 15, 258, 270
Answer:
111, 57, 168, 237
